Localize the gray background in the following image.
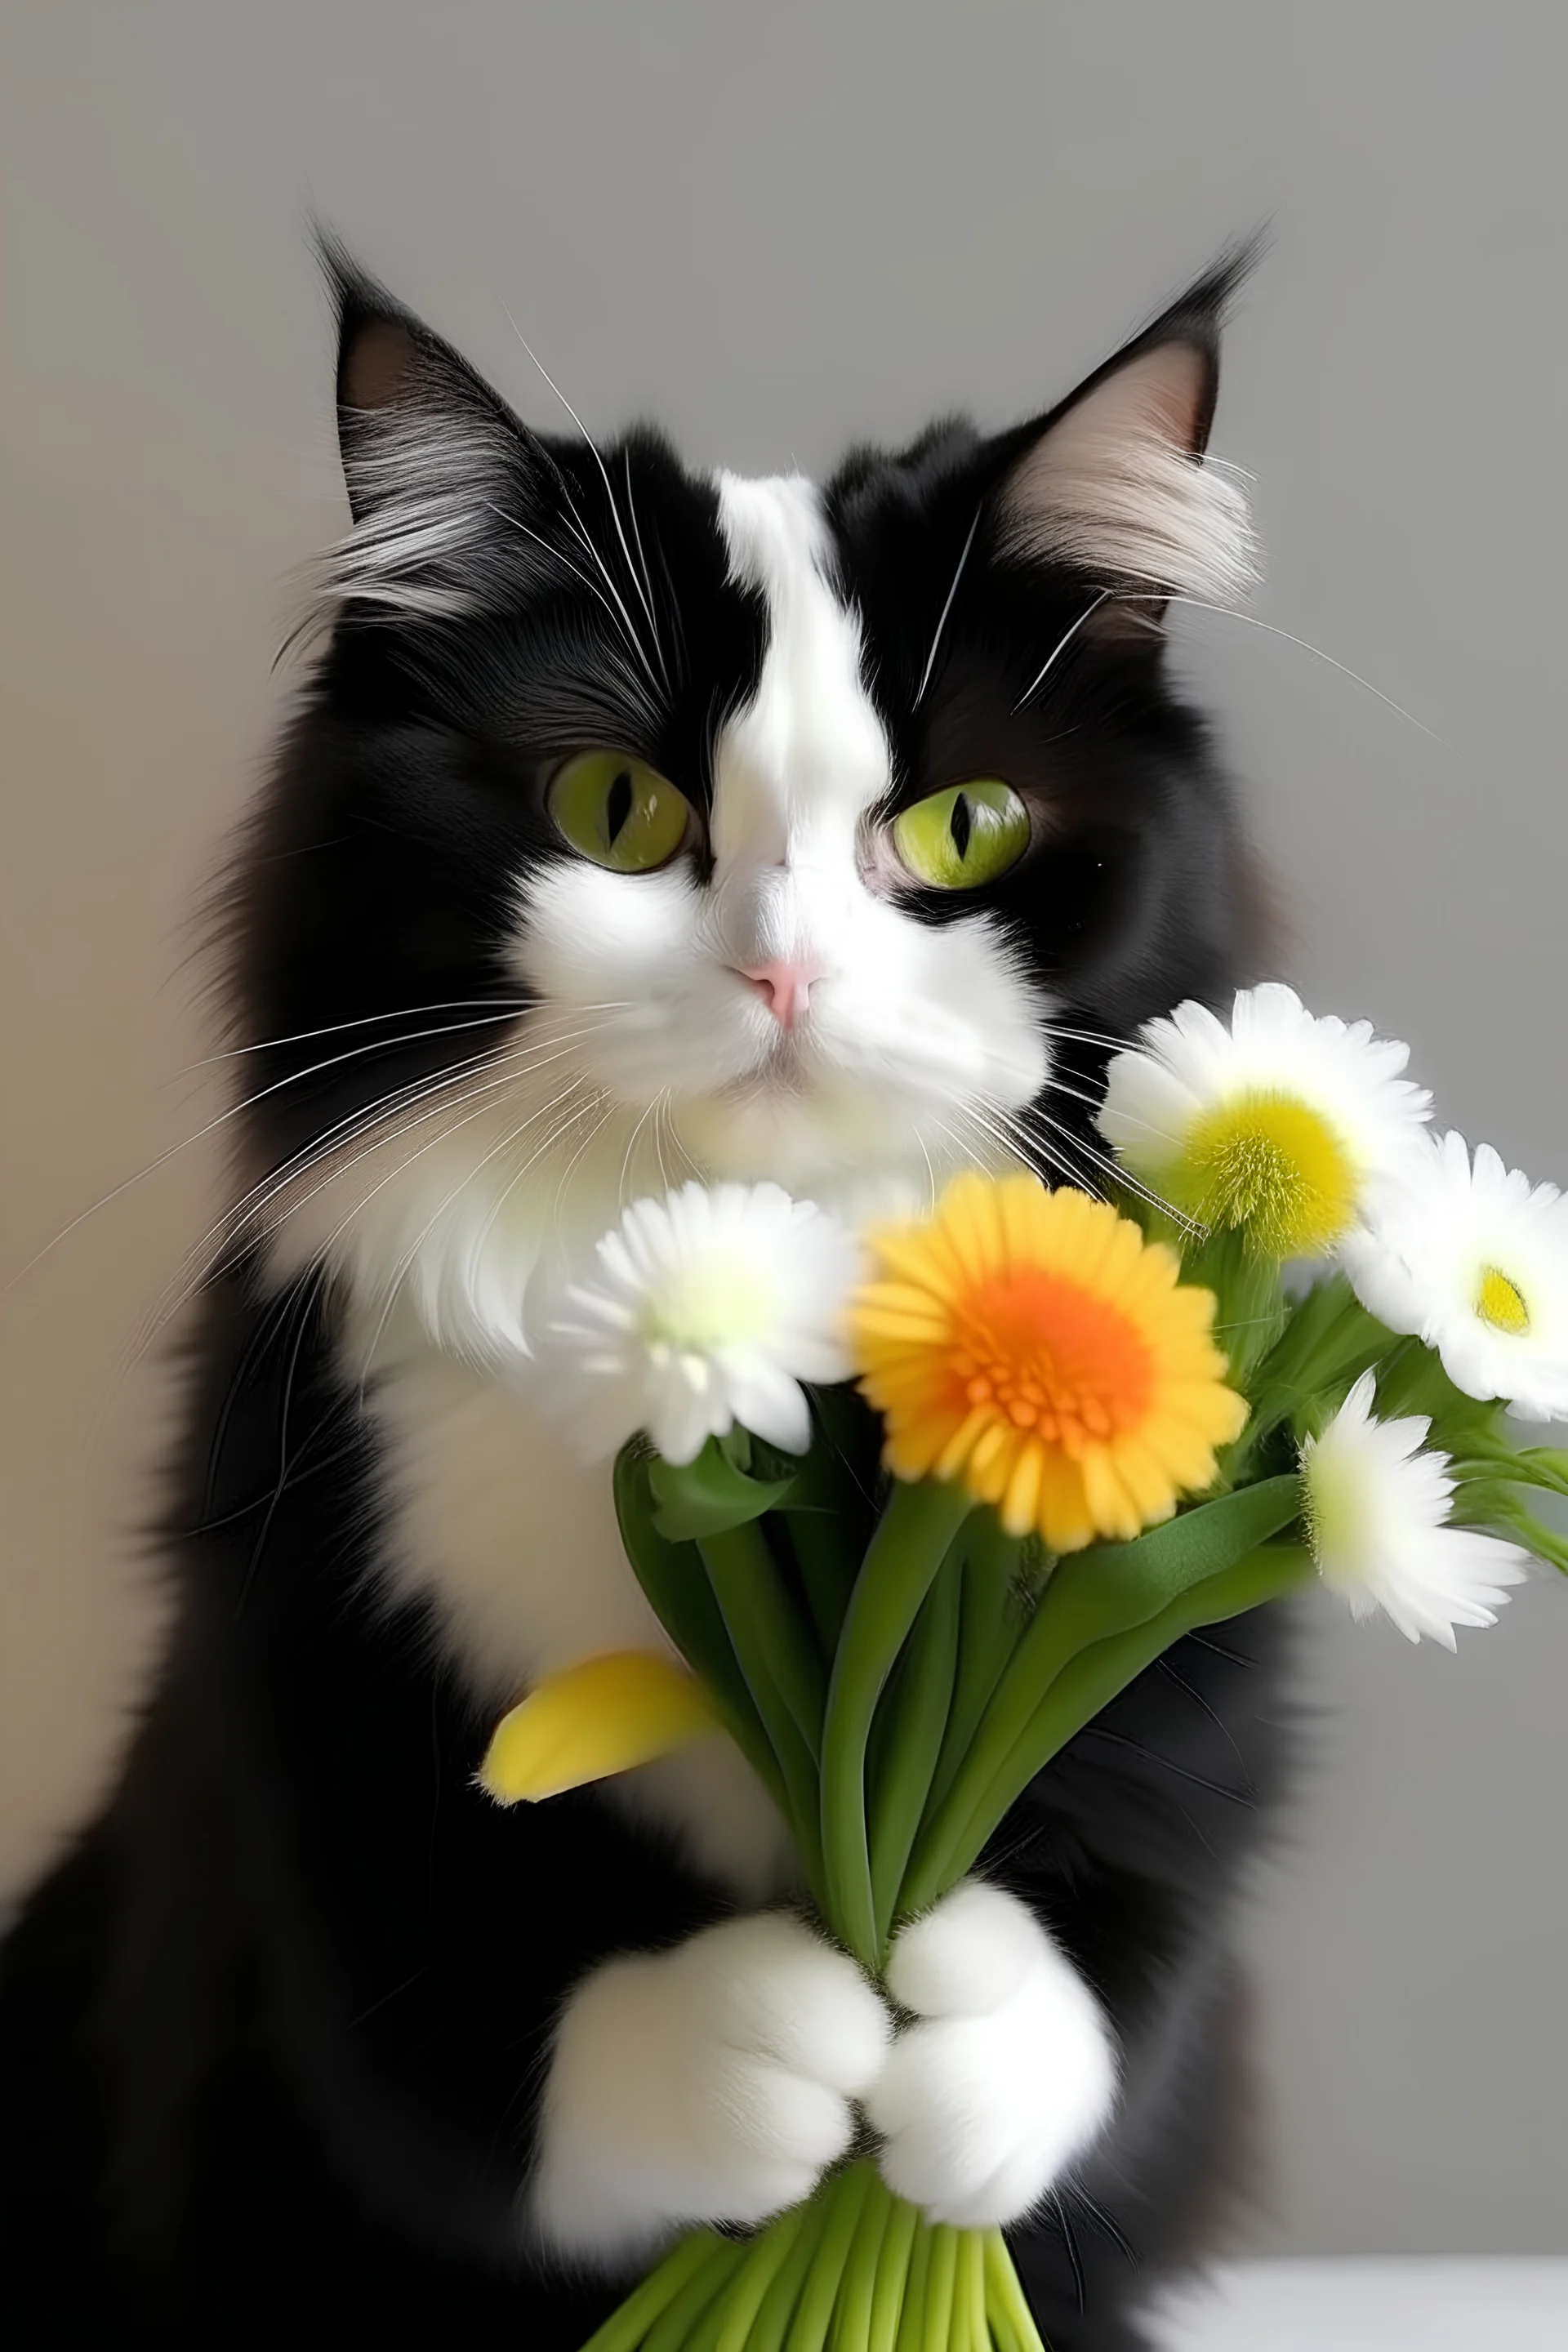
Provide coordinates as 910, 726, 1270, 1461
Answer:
3, 0, 1565, 2255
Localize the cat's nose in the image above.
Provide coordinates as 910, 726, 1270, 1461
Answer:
737, 956, 822, 1031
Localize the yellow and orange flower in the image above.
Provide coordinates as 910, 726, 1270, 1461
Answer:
849, 1174, 1247, 1552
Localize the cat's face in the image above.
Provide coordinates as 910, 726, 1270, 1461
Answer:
239, 251, 1262, 1360
517, 468, 1052, 1197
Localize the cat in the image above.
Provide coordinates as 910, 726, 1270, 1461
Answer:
0, 240, 1292, 2350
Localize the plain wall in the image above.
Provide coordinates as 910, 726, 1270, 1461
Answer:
2, 0, 1565, 2255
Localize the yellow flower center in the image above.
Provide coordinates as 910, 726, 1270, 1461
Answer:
951, 1268, 1153, 1460
1302, 1444, 1369, 1588
1476, 1263, 1530, 1335
639, 1257, 773, 1353
1179, 1090, 1356, 1257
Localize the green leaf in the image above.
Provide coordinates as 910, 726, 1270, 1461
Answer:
1458, 1444, 1568, 1503
1493, 1498, 1568, 1577
611, 1446, 784, 1813
648, 1438, 797, 1541
819, 1479, 973, 1967
896, 1481, 1302, 1918
921, 1514, 1028, 1823
901, 1542, 1312, 1910
1040, 1474, 1304, 1645
868, 1547, 962, 1948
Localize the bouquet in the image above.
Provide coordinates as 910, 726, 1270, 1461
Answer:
481, 984, 1568, 2352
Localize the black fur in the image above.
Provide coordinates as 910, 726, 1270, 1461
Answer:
2, 247, 1290, 2348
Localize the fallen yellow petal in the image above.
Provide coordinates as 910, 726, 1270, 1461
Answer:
479, 1650, 718, 1803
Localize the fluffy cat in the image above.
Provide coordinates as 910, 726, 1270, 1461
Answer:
0, 243, 1290, 2350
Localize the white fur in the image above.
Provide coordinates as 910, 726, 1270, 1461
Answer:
265, 474, 1100, 2237
269, 474, 1060, 1916
267, 475, 1053, 1877
301, 400, 524, 640
271, 474, 1049, 1331
369, 1347, 792, 1894
866, 1881, 1119, 2227
515, 473, 1049, 1196
531, 1911, 890, 2262
1002, 346, 1255, 608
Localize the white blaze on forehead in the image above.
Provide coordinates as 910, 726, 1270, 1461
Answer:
711, 473, 891, 869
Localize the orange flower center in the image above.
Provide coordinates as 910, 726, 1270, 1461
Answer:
949, 1267, 1154, 1459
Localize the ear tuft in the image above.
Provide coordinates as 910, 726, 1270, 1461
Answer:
996, 247, 1260, 616
300, 229, 533, 639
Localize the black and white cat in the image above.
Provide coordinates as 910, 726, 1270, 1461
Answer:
1, 245, 1291, 2350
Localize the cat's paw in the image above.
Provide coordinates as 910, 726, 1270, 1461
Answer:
865, 1880, 1117, 2228
532, 1911, 890, 2262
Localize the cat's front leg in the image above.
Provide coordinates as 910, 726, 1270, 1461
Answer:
864, 1879, 1118, 2228
532, 1910, 891, 2265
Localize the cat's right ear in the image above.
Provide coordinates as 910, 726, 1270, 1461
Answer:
314, 233, 535, 628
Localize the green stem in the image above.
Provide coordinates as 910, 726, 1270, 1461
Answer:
713, 2204, 811, 2352
834, 2170, 893, 2352
903, 1544, 1312, 1912
922, 1516, 1024, 1822
701, 1520, 827, 1758
575, 2231, 734, 2352
1493, 1499, 1568, 1577
785, 2163, 875, 2352
819, 1479, 973, 1966
1221, 1279, 1394, 1481
902, 1483, 1301, 1914
920, 2226, 959, 2352
782, 1504, 862, 1659
780, 1395, 878, 1654
614, 1450, 786, 1816
1455, 1443, 1568, 1503
699, 1524, 828, 1899
641, 2239, 748, 2352
893, 2222, 933, 2352
1513, 1446, 1568, 1499
982, 2232, 1049, 2352
868, 2195, 919, 2352
1258, 1272, 1365, 1388
1192, 1226, 1288, 1396
869, 1550, 962, 1955
746, 2191, 840, 2352
954, 2228, 987, 2352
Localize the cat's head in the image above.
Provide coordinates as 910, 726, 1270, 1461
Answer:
238, 244, 1264, 1361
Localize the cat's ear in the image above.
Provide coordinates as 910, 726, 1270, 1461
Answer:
993, 250, 1258, 626
314, 233, 535, 627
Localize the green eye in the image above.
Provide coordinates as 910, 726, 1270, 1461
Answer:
892, 781, 1030, 890
548, 750, 693, 873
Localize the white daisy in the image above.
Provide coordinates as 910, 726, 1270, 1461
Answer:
543, 1181, 860, 1465
1097, 982, 1431, 1259
1343, 1130, 1568, 1421
1301, 1370, 1528, 1647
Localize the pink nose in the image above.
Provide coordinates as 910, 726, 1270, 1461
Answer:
737, 956, 822, 1031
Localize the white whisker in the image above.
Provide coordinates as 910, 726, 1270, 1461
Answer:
1013, 587, 1115, 710
1115, 591, 1442, 742
116, 1019, 623, 1379
350, 1076, 605, 1392
914, 507, 980, 707
501, 303, 668, 694
180, 1000, 533, 1071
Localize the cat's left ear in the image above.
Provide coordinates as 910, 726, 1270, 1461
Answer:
992, 249, 1258, 625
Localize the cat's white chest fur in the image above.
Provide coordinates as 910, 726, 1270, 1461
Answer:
366, 1343, 793, 1899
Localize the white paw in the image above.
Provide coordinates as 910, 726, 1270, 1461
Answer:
865, 1880, 1117, 2228
532, 1911, 891, 2263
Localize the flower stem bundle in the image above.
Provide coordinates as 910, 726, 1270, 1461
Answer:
479, 984, 1568, 2352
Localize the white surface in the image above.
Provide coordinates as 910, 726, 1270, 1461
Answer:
1150, 2260, 1568, 2350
